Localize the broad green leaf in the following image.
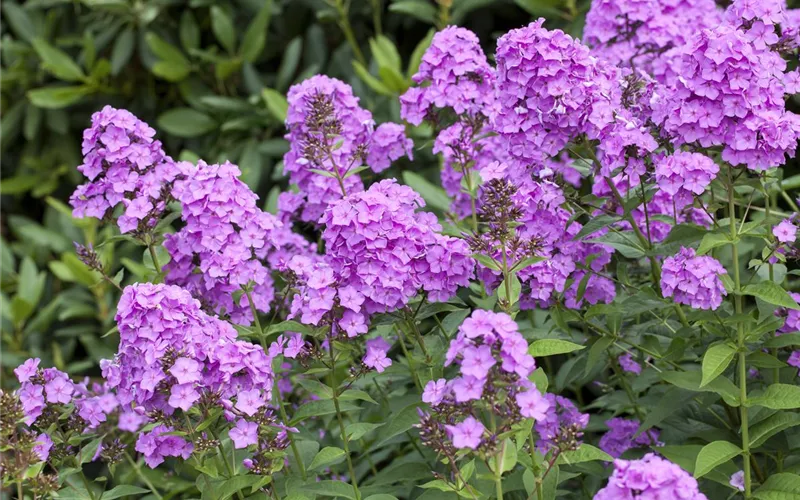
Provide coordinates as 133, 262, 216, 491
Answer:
290, 400, 361, 425
764, 333, 800, 348
157, 108, 216, 138
32, 38, 86, 81
374, 403, 420, 447
27, 86, 91, 109
402, 171, 451, 212
584, 336, 613, 376
210, 6, 236, 53
346, 422, 383, 440
497, 274, 521, 306
694, 441, 741, 478
407, 29, 434, 79
700, 343, 736, 387
697, 232, 731, 255
752, 472, 800, 500
370, 35, 402, 73
308, 447, 346, 471
180, 11, 200, 52
749, 384, 800, 410
389, 0, 439, 25
262, 88, 288, 122
557, 444, 612, 465
528, 339, 585, 357
661, 370, 740, 406
743, 282, 800, 310
3, 2, 36, 42
276, 37, 303, 91
110, 27, 135, 75
352, 60, 393, 96
750, 412, 800, 448
145, 32, 191, 82
240, 0, 273, 62
338, 389, 378, 405
100, 485, 149, 499
297, 481, 356, 499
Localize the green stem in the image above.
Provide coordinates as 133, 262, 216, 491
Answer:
334, 0, 367, 66
528, 433, 544, 500
148, 244, 162, 283
244, 290, 306, 479
125, 452, 163, 499
765, 189, 780, 384
328, 338, 361, 500
395, 326, 423, 391
494, 439, 505, 500
728, 170, 751, 498
369, 0, 382, 35
79, 471, 97, 500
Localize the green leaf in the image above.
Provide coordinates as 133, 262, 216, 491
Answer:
402, 171, 451, 212
290, 400, 361, 425
157, 108, 216, 138
374, 403, 420, 447
370, 35, 402, 74
694, 441, 741, 479
557, 444, 612, 465
3, 2, 36, 42
32, 38, 86, 81
584, 336, 613, 376
752, 473, 800, 500
750, 412, 800, 448
145, 32, 191, 82
262, 88, 288, 122
700, 343, 736, 387
407, 29, 434, 79
497, 274, 521, 306
338, 389, 378, 405
346, 422, 383, 440
749, 384, 800, 410
210, 6, 236, 53
180, 11, 200, 52
309, 447, 346, 471
297, 480, 356, 499
697, 232, 731, 255
240, 0, 273, 62
661, 371, 740, 406
765, 333, 800, 348
389, 0, 438, 25
100, 485, 149, 500
528, 339, 585, 357
276, 37, 302, 91
110, 27, 135, 76
80, 437, 103, 464
743, 282, 800, 310
27, 86, 91, 109
352, 60, 393, 96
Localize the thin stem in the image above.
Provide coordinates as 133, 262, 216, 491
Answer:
728, 170, 751, 498
395, 325, 423, 391
334, 0, 367, 65
328, 337, 360, 499
79, 471, 97, 500
148, 244, 162, 283
765, 187, 781, 384
494, 439, 505, 500
244, 288, 267, 350
369, 0, 382, 35
125, 452, 163, 499
528, 433, 544, 500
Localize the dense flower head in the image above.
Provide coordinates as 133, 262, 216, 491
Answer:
777, 292, 800, 334
618, 353, 642, 375
651, 24, 800, 171
70, 105, 179, 233
283, 75, 371, 222
584, 0, 721, 79
101, 283, 273, 416
535, 394, 589, 453
594, 453, 707, 499
494, 19, 622, 168
400, 26, 495, 125
135, 424, 193, 468
724, 0, 788, 28
164, 160, 291, 324
661, 247, 728, 310
366, 122, 414, 173
654, 151, 719, 207
15, 359, 74, 425
289, 179, 472, 334
598, 417, 661, 458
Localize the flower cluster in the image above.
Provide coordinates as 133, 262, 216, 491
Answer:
101, 283, 274, 418
15, 359, 74, 425
418, 311, 546, 453
135, 424, 193, 468
595, 453, 707, 499
661, 247, 728, 310
584, 0, 721, 79
535, 394, 590, 453
400, 26, 495, 125
599, 417, 660, 458
651, 23, 800, 171
494, 19, 621, 168
164, 160, 286, 323
283, 75, 411, 223
70, 106, 178, 234
654, 151, 719, 207
289, 179, 473, 336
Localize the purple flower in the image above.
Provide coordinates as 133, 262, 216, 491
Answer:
363, 337, 392, 373
422, 378, 448, 406
730, 470, 745, 491
366, 122, 413, 173
654, 152, 719, 208
168, 384, 200, 412
32, 433, 53, 462
517, 388, 551, 421
235, 389, 265, 416
229, 419, 259, 449
618, 353, 642, 375
44, 376, 74, 404
598, 417, 660, 458
14, 358, 40, 383
661, 247, 728, 310
535, 394, 589, 453
446, 416, 485, 450
169, 357, 201, 384
460, 345, 496, 379
596, 454, 707, 499
135, 425, 193, 468
773, 219, 797, 243
451, 376, 485, 403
